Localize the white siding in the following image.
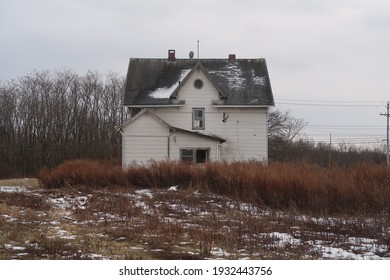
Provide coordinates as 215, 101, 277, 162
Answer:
169, 131, 221, 161
150, 70, 269, 162
124, 69, 269, 164
122, 112, 169, 167
123, 136, 168, 166
155, 70, 219, 130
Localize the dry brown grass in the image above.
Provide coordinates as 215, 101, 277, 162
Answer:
1, 181, 389, 259
37, 160, 390, 215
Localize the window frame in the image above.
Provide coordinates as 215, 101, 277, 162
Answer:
180, 148, 194, 163
180, 148, 210, 164
193, 79, 204, 89
192, 108, 205, 130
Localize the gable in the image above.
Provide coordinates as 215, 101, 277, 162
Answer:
121, 109, 170, 136
171, 64, 221, 102
123, 58, 275, 107
170, 62, 226, 100
122, 108, 226, 143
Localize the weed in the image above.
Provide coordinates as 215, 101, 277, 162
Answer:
38, 160, 390, 214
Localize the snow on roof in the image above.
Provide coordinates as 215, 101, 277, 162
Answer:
124, 58, 274, 106
149, 69, 191, 98
209, 62, 246, 90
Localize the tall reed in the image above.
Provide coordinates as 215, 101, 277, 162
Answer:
38, 160, 390, 214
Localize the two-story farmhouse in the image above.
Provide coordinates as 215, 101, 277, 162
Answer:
121, 50, 274, 166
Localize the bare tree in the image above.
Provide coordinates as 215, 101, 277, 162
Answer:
268, 108, 307, 142
0, 70, 125, 178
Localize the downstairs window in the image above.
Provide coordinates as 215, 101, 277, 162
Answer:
180, 148, 209, 164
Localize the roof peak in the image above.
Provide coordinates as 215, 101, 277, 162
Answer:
124, 57, 274, 107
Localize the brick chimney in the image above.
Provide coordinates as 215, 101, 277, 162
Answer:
168, 50, 176, 61
228, 54, 236, 61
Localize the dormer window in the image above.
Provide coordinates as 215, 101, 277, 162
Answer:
192, 108, 205, 130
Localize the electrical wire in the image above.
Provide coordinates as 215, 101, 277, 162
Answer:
271, 98, 389, 146
275, 98, 387, 107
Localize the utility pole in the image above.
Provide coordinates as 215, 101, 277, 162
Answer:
380, 102, 390, 165
328, 133, 332, 170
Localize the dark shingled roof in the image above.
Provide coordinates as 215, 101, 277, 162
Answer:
123, 58, 274, 106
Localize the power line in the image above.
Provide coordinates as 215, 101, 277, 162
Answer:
269, 99, 388, 147
275, 98, 387, 107
307, 124, 382, 128
277, 102, 381, 107
306, 126, 382, 131
277, 98, 385, 103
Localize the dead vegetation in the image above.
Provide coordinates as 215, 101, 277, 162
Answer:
38, 159, 390, 215
1, 160, 389, 260
1, 182, 389, 260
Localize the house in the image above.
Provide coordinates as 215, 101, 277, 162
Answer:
121, 50, 274, 166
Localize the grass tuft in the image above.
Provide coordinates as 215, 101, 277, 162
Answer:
37, 160, 390, 214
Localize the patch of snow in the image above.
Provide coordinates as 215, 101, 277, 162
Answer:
75, 195, 91, 209
151, 248, 164, 252
348, 236, 376, 245
134, 189, 154, 198
4, 244, 26, 250
57, 230, 77, 240
134, 200, 154, 215
48, 197, 73, 209
129, 246, 144, 250
210, 247, 229, 258
47, 195, 91, 210
198, 211, 210, 216
270, 232, 301, 246
1, 214, 18, 222
150, 69, 191, 98
47, 227, 77, 240
210, 63, 246, 90
0, 186, 29, 193
252, 75, 267, 86
81, 253, 108, 260
168, 185, 179, 191
320, 245, 362, 259
95, 212, 122, 221
192, 190, 201, 196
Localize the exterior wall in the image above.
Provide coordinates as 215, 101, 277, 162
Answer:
123, 69, 270, 164
155, 70, 219, 130
149, 70, 269, 162
122, 112, 170, 167
169, 130, 220, 161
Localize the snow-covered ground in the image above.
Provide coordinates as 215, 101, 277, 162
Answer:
0, 184, 389, 260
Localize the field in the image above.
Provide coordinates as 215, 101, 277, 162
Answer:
1, 160, 390, 260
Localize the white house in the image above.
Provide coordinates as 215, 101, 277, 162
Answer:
121, 50, 275, 166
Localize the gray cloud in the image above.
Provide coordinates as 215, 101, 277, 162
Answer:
1, 0, 389, 142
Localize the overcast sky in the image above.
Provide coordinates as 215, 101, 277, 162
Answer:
1, 0, 390, 146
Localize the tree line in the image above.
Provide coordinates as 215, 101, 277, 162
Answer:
267, 109, 387, 166
0, 70, 125, 178
0, 70, 387, 178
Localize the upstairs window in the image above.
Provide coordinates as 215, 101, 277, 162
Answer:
193, 79, 204, 89
192, 108, 205, 130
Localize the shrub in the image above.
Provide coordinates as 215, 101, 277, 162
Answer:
38, 159, 390, 214
38, 160, 126, 189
